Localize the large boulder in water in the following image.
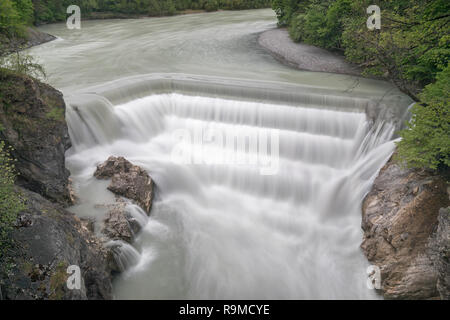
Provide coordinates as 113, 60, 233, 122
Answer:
100, 201, 142, 243
94, 157, 154, 244
94, 156, 154, 214
361, 154, 449, 299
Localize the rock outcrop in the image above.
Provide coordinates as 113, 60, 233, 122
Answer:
0, 71, 71, 204
361, 155, 449, 299
0, 73, 113, 300
94, 156, 154, 213
1, 187, 112, 300
428, 208, 450, 299
100, 201, 141, 243
0, 28, 55, 55
24, 28, 56, 49
94, 156, 154, 243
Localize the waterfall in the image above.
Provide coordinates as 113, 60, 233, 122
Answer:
65, 75, 410, 299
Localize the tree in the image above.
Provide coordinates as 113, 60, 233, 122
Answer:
0, 0, 22, 37
396, 64, 450, 170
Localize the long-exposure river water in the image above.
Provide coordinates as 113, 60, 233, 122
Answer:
29, 9, 412, 299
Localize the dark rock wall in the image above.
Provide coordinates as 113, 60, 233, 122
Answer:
0, 71, 71, 204
0, 73, 113, 300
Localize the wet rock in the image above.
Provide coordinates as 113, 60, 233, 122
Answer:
101, 201, 141, 243
0, 72, 71, 204
94, 156, 133, 179
0, 187, 113, 300
361, 154, 449, 299
94, 156, 154, 213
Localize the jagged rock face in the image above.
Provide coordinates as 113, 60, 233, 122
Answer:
429, 208, 450, 299
0, 74, 113, 300
1, 188, 112, 300
94, 156, 154, 213
94, 157, 154, 244
362, 155, 449, 299
0, 72, 71, 204
101, 201, 141, 243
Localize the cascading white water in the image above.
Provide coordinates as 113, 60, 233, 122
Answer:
28, 8, 413, 299
66, 87, 399, 299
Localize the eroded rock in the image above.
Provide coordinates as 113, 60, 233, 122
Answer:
94, 156, 154, 213
429, 207, 450, 299
94, 157, 154, 244
0, 72, 71, 204
0, 187, 113, 300
101, 201, 141, 243
0, 74, 114, 300
361, 155, 449, 299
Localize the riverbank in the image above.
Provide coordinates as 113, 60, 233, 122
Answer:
0, 70, 114, 299
362, 154, 449, 299
258, 26, 449, 300
4, 8, 444, 300
258, 28, 362, 76
0, 28, 55, 54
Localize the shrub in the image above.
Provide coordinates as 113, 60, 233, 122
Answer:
0, 141, 26, 254
0, 50, 46, 79
300, 3, 328, 48
396, 64, 450, 171
148, 0, 162, 16
205, 0, 219, 12
0, 0, 23, 37
288, 13, 305, 42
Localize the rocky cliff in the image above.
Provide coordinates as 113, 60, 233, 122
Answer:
362, 155, 449, 299
0, 71, 113, 299
0, 71, 71, 204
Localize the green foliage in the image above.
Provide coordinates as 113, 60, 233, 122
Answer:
276, 0, 450, 171
0, 51, 46, 79
276, 0, 450, 94
147, 0, 176, 16
396, 65, 450, 170
0, 141, 26, 256
28, 0, 271, 23
205, 0, 219, 12
272, 0, 310, 27
298, 2, 328, 47
13, 0, 34, 25
0, 0, 30, 38
147, 0, 162, 16
46, 107, 65, 121
288, 13, 305, 42
287, 0, 357, 49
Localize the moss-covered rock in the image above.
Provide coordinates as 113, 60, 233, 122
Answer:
0, 187, 113, 300
0, 71, 71, 204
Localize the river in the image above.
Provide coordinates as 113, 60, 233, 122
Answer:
29, 9, 412, 299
